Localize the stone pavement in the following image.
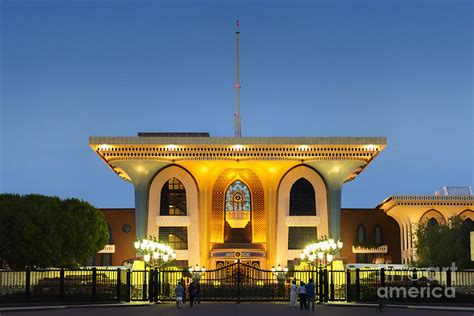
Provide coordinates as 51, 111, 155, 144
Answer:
1, 303, 473, 316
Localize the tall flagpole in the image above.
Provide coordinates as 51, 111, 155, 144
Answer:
234, 20, 242, 138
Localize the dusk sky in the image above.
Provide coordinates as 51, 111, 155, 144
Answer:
1, 0, 472, 209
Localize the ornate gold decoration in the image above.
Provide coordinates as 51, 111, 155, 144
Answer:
210, 168, 266, 243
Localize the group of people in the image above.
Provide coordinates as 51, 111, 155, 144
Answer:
290, 278, 315, 311
174, 277, 316, 310
174, 281, 201, 309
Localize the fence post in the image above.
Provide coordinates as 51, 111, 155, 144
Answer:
59, 268, 65, 301
116, 268, 122, 302
148, 268, 154, 303
92, 267, 97, 301
126, 269, 131, 302
153, 268, 159, 303
25, 268, 31, 302
446, 268, 452, 288
237, 259, 241, 304
329, 263, 335, 301
380, 268, 385, 288
355, 268, 360, 301
142, 269, 147, 301
323, 268, 329, 302
412, 268, 418, 288
318, 268, 324, 303
346, 269, 351, 302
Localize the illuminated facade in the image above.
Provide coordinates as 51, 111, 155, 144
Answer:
378, 192, 474, 264
89, 134, 386, 268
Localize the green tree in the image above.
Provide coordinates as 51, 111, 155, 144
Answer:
0, 194, 109, 268
415, 215, 474, 269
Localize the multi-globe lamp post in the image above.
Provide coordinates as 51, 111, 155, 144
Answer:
271, 264, 289, 280
134, 237, 177, 303
188, 264, 206, 281
271, 264, 289, 297
134, 237, 177, 268
299, 237, 343, 301
299, 237, 343, 268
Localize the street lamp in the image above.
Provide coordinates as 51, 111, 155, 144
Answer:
299, 237, 343, 268
299, 237, 343, 302
134, 237, 177, 268
271, 264, 289, 279
272, 264, 289, 298
188, 264, 206, 281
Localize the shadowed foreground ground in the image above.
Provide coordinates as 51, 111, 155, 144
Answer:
2, 303, 473, 316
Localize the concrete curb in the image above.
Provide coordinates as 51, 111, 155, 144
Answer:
2, 302, 474, 313
0, 302, 154, 313
325, 302, 474, 312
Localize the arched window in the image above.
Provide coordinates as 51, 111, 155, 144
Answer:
226, 180, 251, 212
225, 180, 251, 229
160, 178, 187, 216
356, 224, 366, 243
289, 178, 316, 216
464, 218, 473, 231
427, 217, 439, 228
374, 225, 383, 246
107, 224, 113, 244
356, 224, 368, 263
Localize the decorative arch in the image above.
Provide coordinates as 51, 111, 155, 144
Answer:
289, 177, 316, 216
148, 165, 200, 265
211, 169, 265, 243
419, 209, 446, 225
275, 165, 328, 265
459, 209, 474, 221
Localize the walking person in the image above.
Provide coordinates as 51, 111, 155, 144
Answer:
290, 279, 298, 307
195, 281, 201, 304
174, 282, 185, 309
188, 281, 197, 308
182, 279, 187, 305
306, 278, 315, 311
297, 281, 308, 310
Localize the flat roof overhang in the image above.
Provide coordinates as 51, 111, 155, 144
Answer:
89, 136, 387, 183
89, 136, 387, 146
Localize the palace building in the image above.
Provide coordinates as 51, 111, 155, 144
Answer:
89, 133, 391, 268
88, 134, 473, 268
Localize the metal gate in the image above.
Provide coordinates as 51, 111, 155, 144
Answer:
128, 261, 347, 302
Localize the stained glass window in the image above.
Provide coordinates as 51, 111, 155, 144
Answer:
225, 180, 251, 212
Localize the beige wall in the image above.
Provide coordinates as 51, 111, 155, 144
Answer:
380, 196, 473, 264
148, 165, 201, 266
275, 165, 328, 266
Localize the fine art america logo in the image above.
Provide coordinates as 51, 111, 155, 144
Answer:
377, 263, 457, 299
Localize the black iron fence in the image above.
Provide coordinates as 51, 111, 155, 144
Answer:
1, 266, 473, 304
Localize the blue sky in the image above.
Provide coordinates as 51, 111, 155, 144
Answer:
1, 0, 472, 208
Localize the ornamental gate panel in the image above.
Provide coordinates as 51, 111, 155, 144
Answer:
153, 261, 345, 303
199, 261, 292, 302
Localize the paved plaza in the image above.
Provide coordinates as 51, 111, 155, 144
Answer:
1, 303, 473, 316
